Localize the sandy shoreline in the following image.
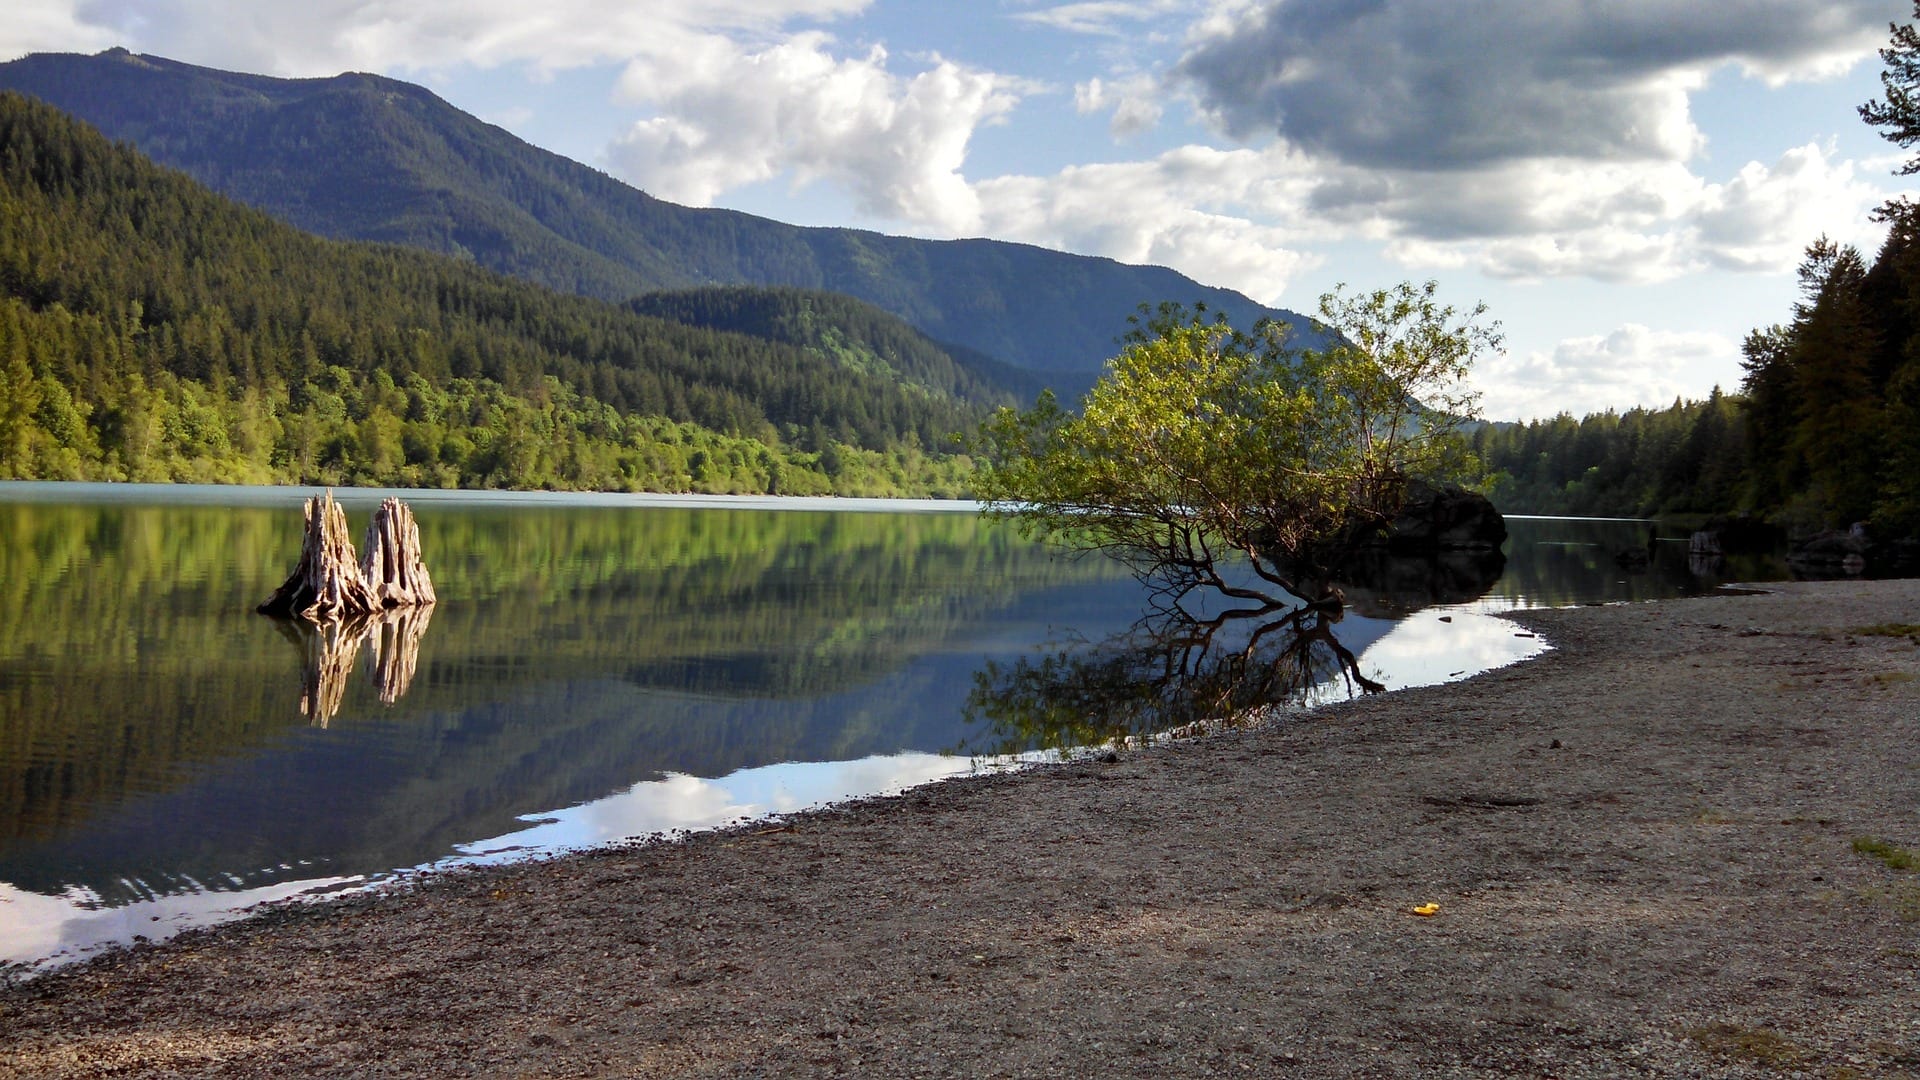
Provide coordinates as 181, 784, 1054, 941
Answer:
3, 580, 1918, 1078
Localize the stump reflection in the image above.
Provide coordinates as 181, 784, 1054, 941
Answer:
273, 605, 436, 726
961, 605, 1379, 757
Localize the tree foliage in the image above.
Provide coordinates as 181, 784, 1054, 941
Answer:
1860, 2, 1920, 175
974, 283, 1498, 609
1473, 393, 1749, 518
0, 48, 1302, 377
0, 91, 992, 496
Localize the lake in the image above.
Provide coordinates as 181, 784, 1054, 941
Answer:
0, 484, 1787, 973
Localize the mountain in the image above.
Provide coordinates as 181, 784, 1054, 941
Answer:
0, 48, 1311, 377
0, 91, 985, 495
627, 286, 1061, 406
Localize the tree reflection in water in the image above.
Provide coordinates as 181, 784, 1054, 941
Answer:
962, 544, 1518, 757
271, 606, 435, 726
961, 601, 1381, 757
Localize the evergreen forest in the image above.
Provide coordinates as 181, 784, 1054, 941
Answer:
1474, 255, 1920, 538
0, 92, 1003, 496
0, 48, 1303, 376
1475, 224, 1920, 536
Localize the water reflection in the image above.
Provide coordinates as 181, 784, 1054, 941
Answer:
1488, 518, 1783, 607
273, 607, 436, 725
963, 606, 1382, 756
466, 752, 999, 857
0, 489, 1790, 973
1333, 547, 1509, 616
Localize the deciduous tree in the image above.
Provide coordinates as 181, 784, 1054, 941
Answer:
974, 282, 1499, 612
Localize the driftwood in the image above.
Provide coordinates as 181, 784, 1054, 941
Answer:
258, 492, 435, 619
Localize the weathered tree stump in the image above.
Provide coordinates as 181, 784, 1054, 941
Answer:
257, 491, 436, 619
361, 497, 436, 609
261, 493, 438, 722
257, 491, 380, 620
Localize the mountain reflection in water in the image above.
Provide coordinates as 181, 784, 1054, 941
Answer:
0, 489, 1787, 972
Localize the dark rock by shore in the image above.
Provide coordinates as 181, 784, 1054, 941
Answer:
1787, 526, 1920, 578
1380, 480, 1507, 554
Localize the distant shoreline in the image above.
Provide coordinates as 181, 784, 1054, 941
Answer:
0, 480, 1689, 522
4, 580, 1917, 1077
0, 480, 986, 513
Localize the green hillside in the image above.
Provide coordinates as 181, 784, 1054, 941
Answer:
627, 286, 1058, 405
0, 91, 984, 495
0, 48, 1309, 376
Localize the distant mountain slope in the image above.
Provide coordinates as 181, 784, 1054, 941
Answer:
0, 91, 983, 495
627, 287, 1057, 406
0, 48, 1312, 376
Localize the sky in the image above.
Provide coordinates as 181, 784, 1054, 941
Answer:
5, 0, 1920, 421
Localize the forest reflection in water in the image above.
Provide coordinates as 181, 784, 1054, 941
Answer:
0, 489, 1789, 972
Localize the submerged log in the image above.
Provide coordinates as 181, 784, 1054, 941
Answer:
257, 491, 436, 620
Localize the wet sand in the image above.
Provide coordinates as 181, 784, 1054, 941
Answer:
2, 579, 1918, 1078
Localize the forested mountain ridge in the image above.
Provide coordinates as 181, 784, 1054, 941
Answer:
0, 91, 987, 495
0, 48, 1308, 376
627, 287, 1059, 407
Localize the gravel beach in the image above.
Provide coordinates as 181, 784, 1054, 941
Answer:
2, 579, 1918, 1078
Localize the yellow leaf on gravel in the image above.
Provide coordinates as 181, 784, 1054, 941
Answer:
1411, 903, 1441, 917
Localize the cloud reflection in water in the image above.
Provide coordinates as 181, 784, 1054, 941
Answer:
460, 752, 999, 856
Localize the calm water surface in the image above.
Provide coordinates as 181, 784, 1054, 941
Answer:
0, 484, 1786, 972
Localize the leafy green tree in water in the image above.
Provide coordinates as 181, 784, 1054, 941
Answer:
974, 281, 1499, 612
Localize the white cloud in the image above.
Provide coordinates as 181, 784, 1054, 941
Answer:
1302, 142, 1891, 283
0, 1, 115, 60
1474, 324, 1743, 421
1176, 0, 1900, 170
10, 0, 872, 75
943, 4, 1909, 295
976, 146, 1322, 301
1074, 75, 1165, 138
1693, 143, 1888, 271
605, 34, 1020, 231
1013, 1, 1194, 37
961, 135, 1891, 301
